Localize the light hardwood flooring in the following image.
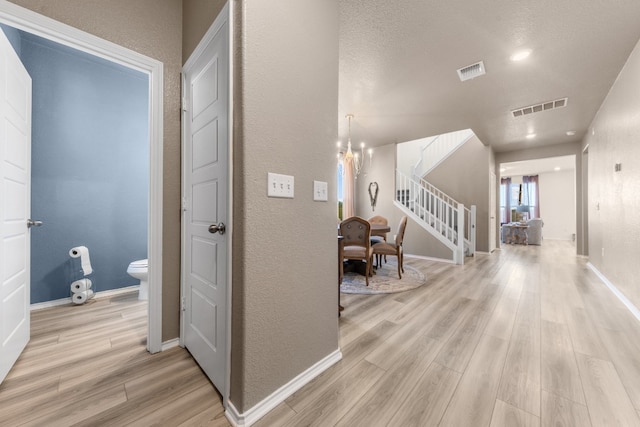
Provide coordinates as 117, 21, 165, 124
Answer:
3, 241, 640, 426
0, 293, 228, 426
258, 241, 640, 427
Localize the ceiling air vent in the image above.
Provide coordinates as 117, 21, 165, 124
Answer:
512, 97, 568, 118
457, 61, 486, 82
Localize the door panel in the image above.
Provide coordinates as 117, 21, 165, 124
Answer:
182, 16, 228, 394
0, 28, 32, 384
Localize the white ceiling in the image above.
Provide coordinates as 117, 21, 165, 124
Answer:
501, 155, 575, 177
338, 0, 640, 153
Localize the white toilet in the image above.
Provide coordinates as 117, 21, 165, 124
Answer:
127, 259, 148, 300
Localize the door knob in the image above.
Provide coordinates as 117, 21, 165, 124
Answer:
27, 219, 43, 228
208, 222, 226, 235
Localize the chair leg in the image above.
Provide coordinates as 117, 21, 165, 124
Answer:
365, 262, 370, 286
397, 255, 402, 279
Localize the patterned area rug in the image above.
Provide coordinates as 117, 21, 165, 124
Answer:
340, 259, 427, 295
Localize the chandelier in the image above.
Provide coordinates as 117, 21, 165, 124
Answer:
337, 114, 372, 178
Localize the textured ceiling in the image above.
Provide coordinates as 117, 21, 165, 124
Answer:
339, 0, 640, 153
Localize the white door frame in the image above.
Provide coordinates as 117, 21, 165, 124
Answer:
0, 1, 164, 353
180, 2, 233, 406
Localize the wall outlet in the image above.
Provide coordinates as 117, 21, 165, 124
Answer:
267, 173, 294, 198
313, 180, 328, 201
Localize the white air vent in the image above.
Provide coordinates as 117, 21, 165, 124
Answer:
512, 98, 568, 118
457, 61, 486, 81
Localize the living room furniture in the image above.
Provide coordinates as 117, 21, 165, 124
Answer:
372, 216, 408, 279
502, 223, 529, 245
339, 216, 374, 286
526, 218, 544, 245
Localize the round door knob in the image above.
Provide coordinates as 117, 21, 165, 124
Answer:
208, 222, 226, 235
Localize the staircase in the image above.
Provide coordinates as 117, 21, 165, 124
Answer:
412, 129, 474, 178
395, 170, 476, 264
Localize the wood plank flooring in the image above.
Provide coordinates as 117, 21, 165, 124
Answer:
259, 241, 640, 426
3, 241, 640, 426
0, 293, 227, 426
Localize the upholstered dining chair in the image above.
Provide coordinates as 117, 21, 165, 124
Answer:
339, 216, 374, 286
368, 215, 389, 241
368, 215, 389, 264
372, 216, 408, 279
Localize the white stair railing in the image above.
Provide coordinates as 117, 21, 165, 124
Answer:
395, 170, 476, 264
411, 129, 474, 178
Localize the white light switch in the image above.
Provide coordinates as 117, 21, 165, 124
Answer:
267, 172, 294, 198
313, 180, 328, 201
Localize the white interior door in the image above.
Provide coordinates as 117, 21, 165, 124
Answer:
181, 12, 229, 395
489, 171, 497, 252
0, 28, 32, 384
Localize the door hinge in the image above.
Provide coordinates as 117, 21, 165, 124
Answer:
182, 197, 188, 212
181, 296, 186, 311
182, 96, 189, 112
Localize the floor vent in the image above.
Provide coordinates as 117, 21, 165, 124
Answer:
512, 97, 568, 117
457, 61, 486, 81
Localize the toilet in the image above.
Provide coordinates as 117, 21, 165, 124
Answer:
127, 259, 148, 300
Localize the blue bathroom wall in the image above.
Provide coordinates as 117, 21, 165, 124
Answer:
18, 32, 149, 303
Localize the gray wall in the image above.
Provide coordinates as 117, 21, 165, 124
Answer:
230, 0, 340, 412
17, 32, 149, 303
583, 37, 640, 309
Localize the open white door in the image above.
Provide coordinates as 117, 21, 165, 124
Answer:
0, 28, 32, 384
181, 7, 229, 395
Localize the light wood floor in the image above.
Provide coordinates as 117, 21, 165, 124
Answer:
3, 241, 640, 426
257, 241, 640, 427
0, 293, 228, 426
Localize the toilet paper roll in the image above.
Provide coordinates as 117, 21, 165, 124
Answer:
70, 278, 92, 293
69, 246, 93, 276
72, 290, 95, 305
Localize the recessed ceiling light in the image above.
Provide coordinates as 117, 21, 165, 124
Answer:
554, 167, 561, 171
566, 130, 576, 136
510, 49, 532, 62
526, 133, 536, 139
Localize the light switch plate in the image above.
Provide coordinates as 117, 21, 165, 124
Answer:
313, 180, 328, 201
267, 172, 294, 198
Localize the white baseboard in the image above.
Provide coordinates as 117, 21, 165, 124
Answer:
30, 285, 140, 311
587, 262, 640, 323
161, 338, 180, 351
225, 349, 342, 426
405, 254, 455, 264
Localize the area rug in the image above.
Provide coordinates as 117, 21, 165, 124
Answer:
340, 259, 427, 295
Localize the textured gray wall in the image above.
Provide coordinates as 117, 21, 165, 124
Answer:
230, 0, 340, 412
583, 37, 640, 308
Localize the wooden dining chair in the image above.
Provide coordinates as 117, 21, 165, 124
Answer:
371, 216, 407, 279
339, 216, 374, 286
368, 215, 389, 265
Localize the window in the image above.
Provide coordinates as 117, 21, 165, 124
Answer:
499, 177, 538, 223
